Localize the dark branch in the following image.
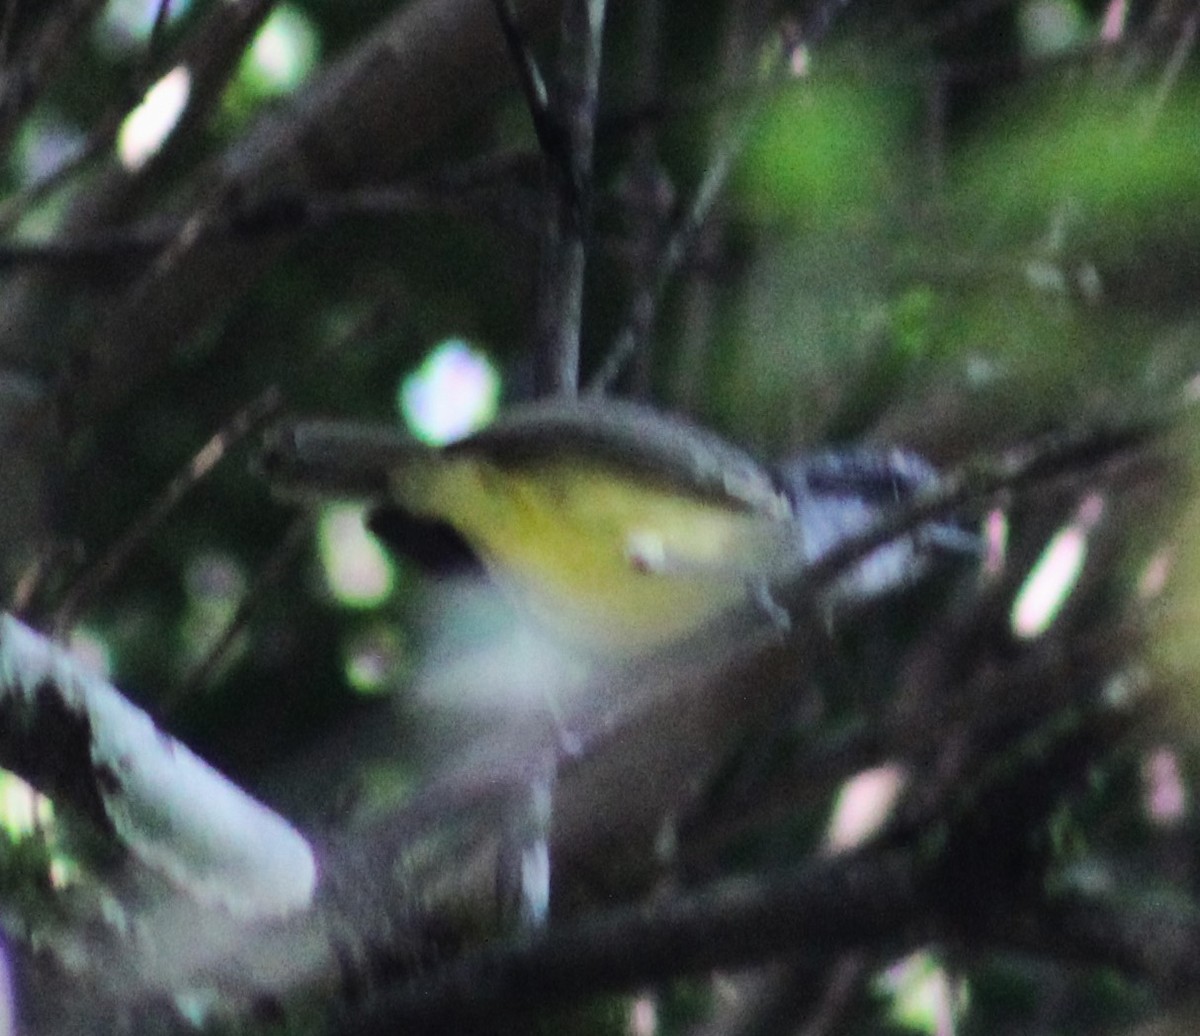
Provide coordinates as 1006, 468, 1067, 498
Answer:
491, 0, 555, 155
337, 847, 925, 1034
531, 0, 607, 396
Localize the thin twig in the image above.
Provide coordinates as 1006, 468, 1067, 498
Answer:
776, 392, 1199, 617
531, 0, 607, 397
53, 386, 283, 635
1140, 6, 1198, 133
0, 151, 546, 269
166, 513, 311, 711
8, 542, 84, 619
613, 0, 668, 396
588, 30, 790, 395
146, 0, 173, 62
795, 953, 871, 1036
491, 0, 555, 155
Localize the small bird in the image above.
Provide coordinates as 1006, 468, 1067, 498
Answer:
260, 397, 974, 929
260, 397, 968, 661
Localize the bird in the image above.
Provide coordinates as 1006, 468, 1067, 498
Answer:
259, 396, 969, 661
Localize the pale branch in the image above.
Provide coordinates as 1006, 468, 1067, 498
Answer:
0, 614, 316, 919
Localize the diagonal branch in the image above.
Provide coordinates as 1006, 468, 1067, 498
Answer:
0, 614, 316, 919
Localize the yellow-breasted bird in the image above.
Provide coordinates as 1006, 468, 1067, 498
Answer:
259, 396, 976, 929
260, 397, 968, 662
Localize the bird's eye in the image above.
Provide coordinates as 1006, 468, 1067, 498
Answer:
625, 531, 666, 574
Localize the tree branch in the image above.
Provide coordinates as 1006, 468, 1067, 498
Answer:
338, 846, 925, 1034
0, 614, 315, 918
532, 0, 607, 395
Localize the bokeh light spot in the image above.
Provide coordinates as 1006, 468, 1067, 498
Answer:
97, 0, 194, 55
1011, 525, 1087, 638
399, 339, 500, 445
117, 65, 191, 171
825, 765, 908, 853
880, 952, 967, 1035
0, 772, 50, 839
240, 6, 320, 97
1011, 494, 1104, 639
318, 505, 395, 608
343, 625, 407, 694
1018, 0, 1088, 58
13, 118, 85, 186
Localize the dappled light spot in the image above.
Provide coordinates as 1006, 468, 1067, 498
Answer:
1018, 0, 1089, 59
399, 339, 500, 446
343, 625, 407, 695
983, 508, 1009, 578
1142, 746, 1186, 826
318, 504, 396, 608
13, 117, 85, 186
825, 764, 908, 853
1011, 494, 1104, 639
0, 771, 51, 840
1137, 547, 1172, 601
96, 0, 193, 55
879, 952, 966, 1035
240, 6, 320, 97
117, 66, 191, 172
